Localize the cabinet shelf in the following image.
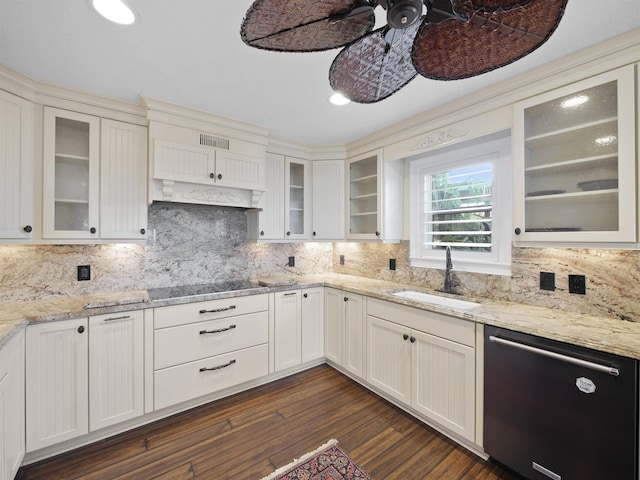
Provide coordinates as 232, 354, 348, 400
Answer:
55, 153, 90, 162
525, 117, 617, 148
290, 184, 303, 190
525, 188, 618, 202
55, 198, 90, 204
351, 211, 377, 217
350, 174, 377, 184
525, 154, 617, 175
351, 193, 378, 200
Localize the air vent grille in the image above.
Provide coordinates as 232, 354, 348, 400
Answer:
200, 133, 230, 150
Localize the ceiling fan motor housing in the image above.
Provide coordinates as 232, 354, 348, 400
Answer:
387, 0, 424, 28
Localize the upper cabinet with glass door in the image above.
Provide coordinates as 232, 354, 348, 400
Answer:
285, 157, 311, 240
513, 65, 636, 243
43, 108, 100, 239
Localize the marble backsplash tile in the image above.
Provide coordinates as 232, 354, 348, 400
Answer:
1, 201, 638, 323
332, 241, 640, 322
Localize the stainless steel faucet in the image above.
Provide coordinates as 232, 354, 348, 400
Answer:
444, 246, 453, 294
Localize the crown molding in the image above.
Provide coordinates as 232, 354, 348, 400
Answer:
346, 28, 640, 156
142, 95, 271, 146
267, 137, 346, 160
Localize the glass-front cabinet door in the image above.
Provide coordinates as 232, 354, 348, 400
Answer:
43, 107, 100, 239
513, 65, 636, 243
347, 151, 380, 240
285, 157, 311, 240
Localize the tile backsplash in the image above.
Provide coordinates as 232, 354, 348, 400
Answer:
1, 202, 638, 322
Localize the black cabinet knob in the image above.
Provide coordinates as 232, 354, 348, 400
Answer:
260, 230, 265, 236
77, 325, 85, 334
514, 227, 521, 235
217, 173, 222, 180
303, 293, 308, 298
140, 228, 146, 235
343, 296, 348, 302
286, 231, 291, 236
23, 225, 32, 233
209, 173, 215, 179
403, 334, 409, 341
375, 230, 380, 237
90, 227, 96, 234
313, 231, 316, 236
410, 336, 416, 343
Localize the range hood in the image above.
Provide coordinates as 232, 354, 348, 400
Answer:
143, 96, 270, 210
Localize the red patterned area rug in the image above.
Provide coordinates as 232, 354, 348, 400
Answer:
261, 439, 372, 480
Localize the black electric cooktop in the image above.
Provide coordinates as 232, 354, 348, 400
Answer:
147, 280, 264, 301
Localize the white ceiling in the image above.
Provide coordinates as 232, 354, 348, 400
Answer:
1, 1, 638, 146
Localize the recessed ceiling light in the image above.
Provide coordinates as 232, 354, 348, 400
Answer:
560, 95, 588, 109
330, 93, 351, 106
92, 0, 136, 25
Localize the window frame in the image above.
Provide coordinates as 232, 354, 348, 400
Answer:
409, 134, 512, 276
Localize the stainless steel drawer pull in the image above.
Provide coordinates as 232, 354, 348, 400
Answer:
104, 315, 131, 322
489, 336, 620, 376
199, 324, 237, 335
199, 305, 236, 314
199, 359, 236, 373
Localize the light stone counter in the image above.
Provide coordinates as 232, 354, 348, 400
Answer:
2, 273, 640, 360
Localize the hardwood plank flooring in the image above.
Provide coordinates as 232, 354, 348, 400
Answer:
17, 365, 522, 480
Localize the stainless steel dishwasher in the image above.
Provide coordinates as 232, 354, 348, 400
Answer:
484, 325, 638, 480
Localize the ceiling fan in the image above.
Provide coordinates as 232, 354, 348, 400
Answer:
240, 0, 568, 103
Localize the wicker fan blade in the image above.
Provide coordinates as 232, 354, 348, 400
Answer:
412, 0, 568, 80
469, 0, 534, 12
329, 23, 420, 104
241, 0, 375, 52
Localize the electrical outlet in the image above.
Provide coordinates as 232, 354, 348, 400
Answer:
389, 258, 396, 271
339, 255, 345, 265
568, 274, 586, 294
540, 272, 555, 291
77, 265, 91, 281
288, 256, 295, 267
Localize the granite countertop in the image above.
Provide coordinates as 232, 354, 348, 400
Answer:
2, 273, 640, 360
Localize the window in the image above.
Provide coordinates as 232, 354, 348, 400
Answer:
410, 134, 512, 275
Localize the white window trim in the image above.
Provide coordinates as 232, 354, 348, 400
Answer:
409, 134, 512, 276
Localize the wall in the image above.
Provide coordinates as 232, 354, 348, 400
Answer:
332, 241, 640, 322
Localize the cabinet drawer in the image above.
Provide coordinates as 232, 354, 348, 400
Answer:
154, 311, 268, 369
154, 344, 268, 410
367, 297, 475, 347
154, 294, 268, 329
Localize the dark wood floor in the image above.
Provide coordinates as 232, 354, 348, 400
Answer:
17, 365, 521, 479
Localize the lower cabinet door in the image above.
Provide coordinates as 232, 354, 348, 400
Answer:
273, 291, 301, 372
26, 319, 89, 452
154, 344, 269, 410
301, 287, 324, 363
89, 311, 145, 431
411, 329, 475, 441
366, 315, 411, 404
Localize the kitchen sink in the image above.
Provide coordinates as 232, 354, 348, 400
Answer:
392, 291, 480, 310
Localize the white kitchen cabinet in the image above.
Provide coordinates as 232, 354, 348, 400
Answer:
301, 287, 325, 363
273, 290, 302, 371
99, 119, 148, 240
513, 65, 636, 244
153, 294, 269, 410
285, 157, 312, 240
0, 89, 34, 240
43, 107, 100, 239
0, 329, 25, 480
26, 318, 89, 452
43, 107, 148, 241
312, 159, 345, 240
153, 139, 266, 191
88, 310, 145, 431
366, 298, 476, 442
249, 154, 313, 241
324, 288, 364, 378
346, 149, 403, 242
